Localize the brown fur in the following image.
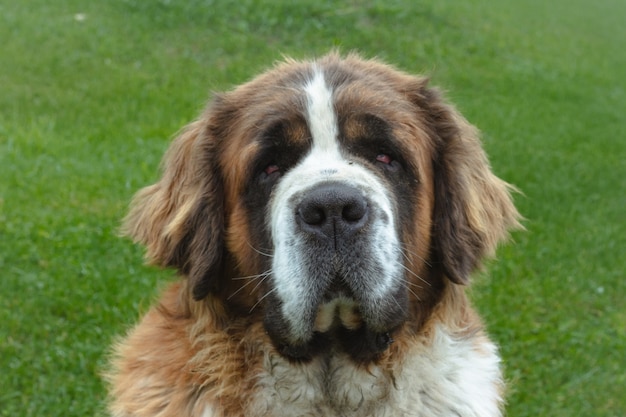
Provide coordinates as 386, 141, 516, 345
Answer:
108, 52, 521, 417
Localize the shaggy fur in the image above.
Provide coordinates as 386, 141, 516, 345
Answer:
107, 53, 521, 417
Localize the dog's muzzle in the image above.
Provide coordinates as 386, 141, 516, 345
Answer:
265, 180, 408, 362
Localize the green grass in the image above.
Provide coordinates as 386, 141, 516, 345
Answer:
1, 0, 624, 415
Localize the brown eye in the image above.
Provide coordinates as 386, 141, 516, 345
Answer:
376, 154, 392, 164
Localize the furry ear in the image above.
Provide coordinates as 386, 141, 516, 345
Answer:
121, 119, 225, 300
414, 83, 522, 284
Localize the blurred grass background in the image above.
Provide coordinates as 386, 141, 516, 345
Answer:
1, 0, 624, 415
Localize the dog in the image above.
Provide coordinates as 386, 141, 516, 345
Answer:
107, 52, 521, 417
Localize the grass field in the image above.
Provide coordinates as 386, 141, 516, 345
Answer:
1, 0, 624, 415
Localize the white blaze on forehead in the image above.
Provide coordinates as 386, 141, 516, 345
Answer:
304, 69, 341, 155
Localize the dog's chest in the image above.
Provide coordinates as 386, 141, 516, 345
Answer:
243, 329, 503, 417
246, 353, 392, 417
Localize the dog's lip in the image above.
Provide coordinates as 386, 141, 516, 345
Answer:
313, 296, 362, 333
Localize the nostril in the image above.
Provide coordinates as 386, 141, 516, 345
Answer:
342, 199, 367, 223
299, 205, 326, 226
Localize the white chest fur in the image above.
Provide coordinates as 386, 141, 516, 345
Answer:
243, 327, 503, 417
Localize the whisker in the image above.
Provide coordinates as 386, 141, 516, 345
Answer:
231, 269, 273, 281
388, 290, 406, 310
396, 261, 431, 286
400, 250, 412, 266
398, 280, 421, 301
249, 272, 272, 295
245, 240, 274, 258
400, 277, 423, 289
399, 244, 432, 268
249, 288, 278, 313
228, 270, 272, 300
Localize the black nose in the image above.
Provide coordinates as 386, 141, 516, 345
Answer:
297, 183, 368, 243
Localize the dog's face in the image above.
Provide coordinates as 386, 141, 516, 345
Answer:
123, 54, 519, 362
258, 72, 421, 359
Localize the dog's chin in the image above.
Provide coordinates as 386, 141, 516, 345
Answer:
273, 326, 396, 364
265, 296, 403, 364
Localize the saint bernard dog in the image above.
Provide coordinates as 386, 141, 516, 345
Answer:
107, 52, 521, 417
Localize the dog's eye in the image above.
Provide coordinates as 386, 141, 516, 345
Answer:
375, 152, 402, 173
264, 164, 280, 176
376, 153, 392, 165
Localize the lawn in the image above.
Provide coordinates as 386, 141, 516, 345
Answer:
1, 0, 624, 415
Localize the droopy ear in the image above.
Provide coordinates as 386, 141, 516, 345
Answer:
121, 119, 224, 300
414, 82, 522, 284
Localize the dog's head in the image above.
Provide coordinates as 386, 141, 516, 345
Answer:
122, 53, 520, 362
